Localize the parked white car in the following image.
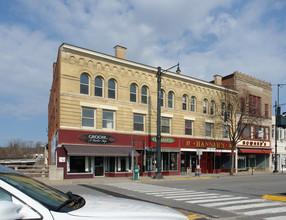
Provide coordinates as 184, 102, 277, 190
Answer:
0, 165, 188, 220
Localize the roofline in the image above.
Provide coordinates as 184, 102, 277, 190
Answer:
60, 43, 237, 93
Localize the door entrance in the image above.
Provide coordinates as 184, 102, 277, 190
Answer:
94, 157, 104, 176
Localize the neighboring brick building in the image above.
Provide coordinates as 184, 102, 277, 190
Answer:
220, 72, 273, 171
48, 44, 272, 179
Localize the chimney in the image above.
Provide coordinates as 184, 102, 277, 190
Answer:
114, 45, 127, 59
214, 75, 222, 86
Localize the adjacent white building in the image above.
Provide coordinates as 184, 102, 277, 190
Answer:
272, 116, 286, 171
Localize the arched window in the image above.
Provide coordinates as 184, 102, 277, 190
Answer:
191, 96, 196, 112
210, 100, 215, 115
168, 91, 174, 108
160, 89, 165, 107
182, 94, 188, 110
130, 83, 137, 102
141, 86, 148, 104
94, 76, 103, 97
203, 99, 208, 114
108, 79, 116, 99
80, 73, 89, 95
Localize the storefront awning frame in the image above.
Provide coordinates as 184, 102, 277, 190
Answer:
239, 149, 274, 154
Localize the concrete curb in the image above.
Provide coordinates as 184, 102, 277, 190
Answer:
262, 195, 286, 202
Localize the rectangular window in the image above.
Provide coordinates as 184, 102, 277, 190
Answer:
243, 124, 250, 138
162, 117, 171, 134
205, 122, 213, 137
223, 126, 229, 138
82, 108, 94, 127
162, 152, 178, 171
265, 104, 269, 118
249, 95, 261, 116
134, 114, 144, 131
103, 110, 114, 129
185, 120, 193, 135
68, 156, 91, 173
265, 127, 269, 140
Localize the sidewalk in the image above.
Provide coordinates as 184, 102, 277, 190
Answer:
36, 170, 279, 185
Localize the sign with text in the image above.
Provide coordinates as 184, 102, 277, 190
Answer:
79, 134, 117, 144
151, 137, 175, 144
184, 139, 231, 149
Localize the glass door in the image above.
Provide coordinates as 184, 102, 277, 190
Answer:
94, 157, 104, 176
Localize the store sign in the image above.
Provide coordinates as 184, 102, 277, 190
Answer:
151, 137, 175, 143
79, 134, 116, 144
184, 139, 231, 149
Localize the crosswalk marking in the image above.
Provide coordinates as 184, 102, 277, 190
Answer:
243, 207, 286, 216
106, 182, 286, 219
186, 196, 247, 204
220, 202, 283, 211
202, 198, 266, 207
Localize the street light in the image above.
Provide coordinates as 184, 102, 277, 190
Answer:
274, 84, 286, 173
154, 63, 180, 179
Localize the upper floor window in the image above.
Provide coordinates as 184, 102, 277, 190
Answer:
102, 110, 114, 129
185, 120, 193, 136
203, 99, 208, 114
141, 86, 148, 104
265, 104, 269, 118
210, 101, 215, 115
130, 83, 137, 102
80, 73, 89, 95
108, 79, 116, 99
168, 91, 174, 108
82, 107, 94, 127
160, 89, 165, 107
221, 102, 226, 119
162, 117, 171, 134
191, 96, 196, 112
182, 94, 188, 110
205, 122, 213, 137
223, 125, 229, 139
134, 114, 144, 131
249, 95, 261, 116
94, 76, 103, 97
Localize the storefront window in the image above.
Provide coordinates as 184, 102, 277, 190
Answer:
146, 151, 156, 171
68, 156, 91, 173
105, 157, 131, 173
162, 152, 178, 171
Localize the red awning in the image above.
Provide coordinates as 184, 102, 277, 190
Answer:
239, 149, 274, 154
64, 145, 140, 157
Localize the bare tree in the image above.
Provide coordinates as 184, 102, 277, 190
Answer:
217, 88, 262, 175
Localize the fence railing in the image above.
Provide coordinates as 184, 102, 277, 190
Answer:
6, 165, 49, 178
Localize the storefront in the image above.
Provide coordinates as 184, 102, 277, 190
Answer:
53, 129, 235, 179
181, 139, 233, 173
237, 140, 272, 171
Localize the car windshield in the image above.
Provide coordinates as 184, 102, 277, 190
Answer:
0, 166, 79, 211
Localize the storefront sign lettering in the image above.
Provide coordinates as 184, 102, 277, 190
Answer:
79, 134, 116, 144
184, 140, 231, 149
151, 137, 175, 143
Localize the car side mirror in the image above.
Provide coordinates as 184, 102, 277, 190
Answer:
0, 201, 23, 220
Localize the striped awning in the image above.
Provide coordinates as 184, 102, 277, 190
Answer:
64, 145, 140, 157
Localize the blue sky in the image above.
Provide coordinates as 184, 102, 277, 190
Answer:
0, 0, 286, 146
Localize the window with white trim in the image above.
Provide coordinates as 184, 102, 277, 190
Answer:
185, 120, 193, 136
162, 117, 171, 134
108, 79, 116, 99
82, 107, 94, 127
80, 73, 89, 95
141, 86, 148, 104
133, 114, 144, 131
95, 76, 103, 97
130, 83, 137, 102
205, 122, 213, 137
191, 96, 196, 112
102, 110, 114, 129
168, 91, 174, 108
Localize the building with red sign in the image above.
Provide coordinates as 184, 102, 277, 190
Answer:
48, 44, 272, 179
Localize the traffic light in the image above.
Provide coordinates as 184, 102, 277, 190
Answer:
277, 107, 286, 128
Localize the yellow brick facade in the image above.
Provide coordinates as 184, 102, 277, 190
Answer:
57, 44, 231, 140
